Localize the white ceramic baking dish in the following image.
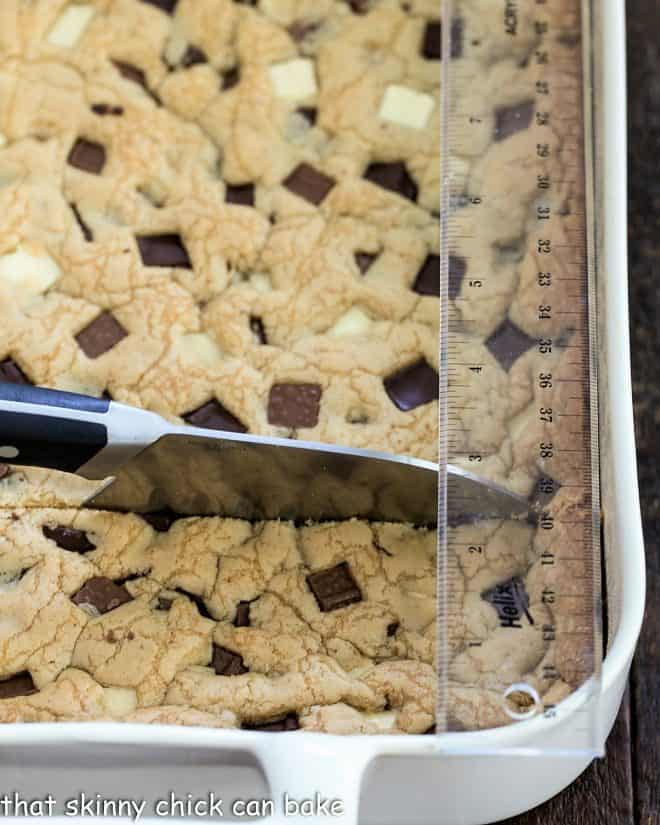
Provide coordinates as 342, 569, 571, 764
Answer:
0, 1, 643, 823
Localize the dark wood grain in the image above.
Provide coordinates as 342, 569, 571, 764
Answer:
628, 1, 660, 823
501, 693, 634, 825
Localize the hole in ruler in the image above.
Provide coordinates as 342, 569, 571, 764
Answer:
503, 683, 541, 721
0, 446, 19, 459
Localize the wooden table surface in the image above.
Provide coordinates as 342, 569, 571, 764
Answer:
504, 3, 659, 823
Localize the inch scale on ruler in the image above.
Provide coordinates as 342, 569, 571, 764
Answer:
438, 0, 603, 753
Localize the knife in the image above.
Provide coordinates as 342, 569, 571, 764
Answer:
0, 382, 528, 524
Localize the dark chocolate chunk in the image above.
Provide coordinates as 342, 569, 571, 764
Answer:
250, 316, 267, 345
364, 162, 418, 202
448, 255, 467, 300
234, 0, 257, 4
384, 359, 439, 411
387, 621, 399, 637
138, 0, 178, 13
0, 465, 9, 481
156, 596, 173, 611
43, 525, 96, 554
71, 577, 133, 614
91, 103, 124, 116
287, 21, 319, 41
67, 138, 106, 175
212, 644, 249, 676
307, 561, 362, 613
175, 588, 213, 619
226, 183, 255, 206
0, 672, 37, 700
76, 311, 128, 359
180, 45, 207, 68
283, 164, 336, 206
267, 383, 322, 428
482, 577, 533, 628
70, 203, 93, 242
0, 358, 30, 385
221, 66, 240, 90
140, 508, 180, 532
412, 254, 440, 296
243, 713, 299, 732
137, 234, 191, 268
298, 107, 317, 126
422, 20, 463, 60
355, 252, 377, 274
234, 601, 251, 627
485, 319, 536, 371
494, 100, 535, 142
184, 399, 247, 434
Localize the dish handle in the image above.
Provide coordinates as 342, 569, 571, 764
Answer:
253, 737, 375, 825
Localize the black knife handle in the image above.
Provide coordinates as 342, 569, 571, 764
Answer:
0, 383, 110, 473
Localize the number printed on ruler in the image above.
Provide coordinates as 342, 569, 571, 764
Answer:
442, 0, 601, 723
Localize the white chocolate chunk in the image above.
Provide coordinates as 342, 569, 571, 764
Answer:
102, 687, 138, 717
328, 307, 372, 337
0, 135, 6, 149
47, 5, 95, 48
173, 333, 222, 367
250, 273, 273, 293
379, 85, 435, 130
270, 59, 317, 102
0, 244, 61, 299
365, 711, 397, 731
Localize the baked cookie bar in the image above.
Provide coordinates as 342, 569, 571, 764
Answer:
0, 0, 588, 732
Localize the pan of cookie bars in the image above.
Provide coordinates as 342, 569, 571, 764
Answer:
0, 0, 643, 823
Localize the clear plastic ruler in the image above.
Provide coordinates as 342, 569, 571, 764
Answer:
438, 0, 603, 755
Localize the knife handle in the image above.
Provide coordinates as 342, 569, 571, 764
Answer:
0, 382, 165, 477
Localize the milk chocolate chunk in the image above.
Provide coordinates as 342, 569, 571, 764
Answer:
448, 255, 467, 300
0, 672, 37, 700
67, 138, 106, 174
268, 383, 322, 428
221, 66, 240, 90
0, 464, 9, 481
76, 311, 128, 359
482, 577, 533, 628
298, 107, 317, 125
384, 359, 439, 411
212, 644, 249, 676
141, 508, 180, 532
234, 601, 251, 627
180, 45, 207, 68
355, 252, 377, 274
137, 234, 191, 268
70, 203, 93, 241
250, 316, 267, 345
43, 525, 96, 554
307, 562, 362, 612
283, 164, 336, 206
0, 358, 30, 385
486, 319, 536, 371
364, 162, 418, 202
184, 399, 247, 433
91, 103, 124, 116
346, 0, 369, 13
412, 254, 440, 296
494, 100, 535, 141
72, 577, 132, 614
139, 0, 178, 13
243, 713, 300, 732
226, 184, 255, 206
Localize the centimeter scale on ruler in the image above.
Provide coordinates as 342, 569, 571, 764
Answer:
440, 0, 601, 733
